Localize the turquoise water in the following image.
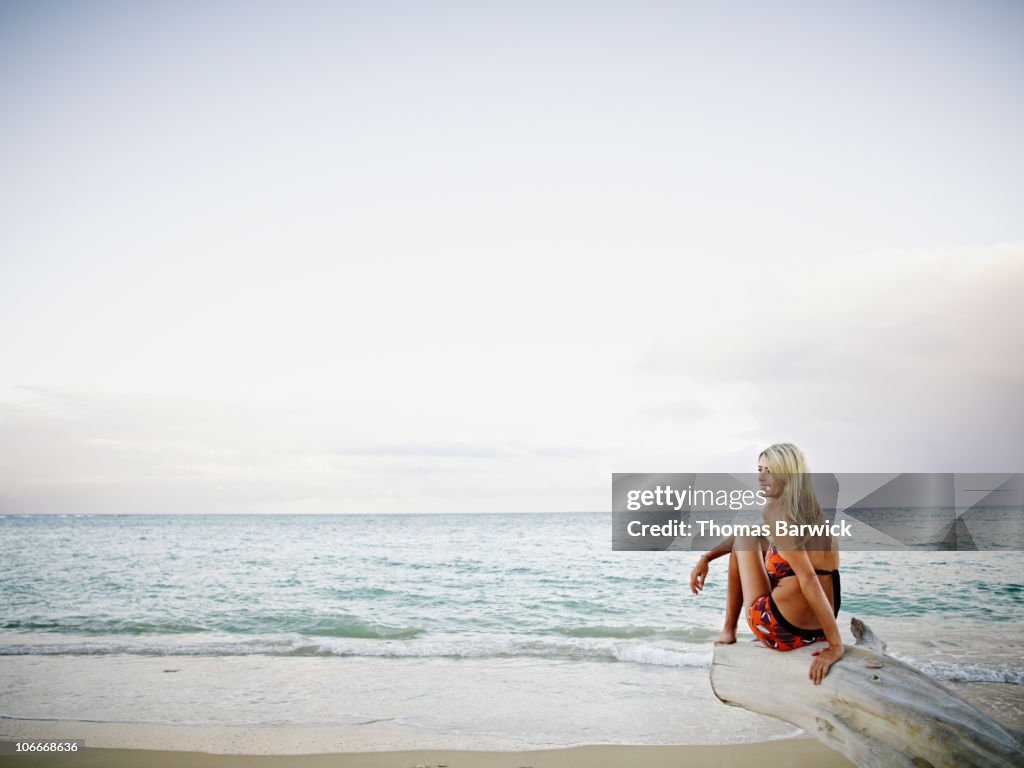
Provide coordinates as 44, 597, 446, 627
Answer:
1, 513, 1022, 683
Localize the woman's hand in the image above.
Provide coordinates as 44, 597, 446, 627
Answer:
809, 644, 844, 685
689, 555, 709, 594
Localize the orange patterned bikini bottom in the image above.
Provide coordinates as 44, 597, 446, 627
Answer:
747, 594, 827, 651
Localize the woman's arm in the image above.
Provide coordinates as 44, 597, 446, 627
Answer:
689, 535, 736, 594
701, 534, 736, 564
778, 544, 845, 684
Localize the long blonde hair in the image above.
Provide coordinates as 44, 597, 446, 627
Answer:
760, 443, 824, 548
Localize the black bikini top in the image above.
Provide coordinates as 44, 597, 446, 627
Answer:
765, 542, 842, 615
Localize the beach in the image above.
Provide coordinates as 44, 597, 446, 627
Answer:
2, 513, 1022, 765
4, 0, 1024, 761
0, 649, 1020, 767
2, 655, 1015, 768
0, 730, 856, 768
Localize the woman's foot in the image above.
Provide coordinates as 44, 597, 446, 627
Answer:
714, 629, 737, 645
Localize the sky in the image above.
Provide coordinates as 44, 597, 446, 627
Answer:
1, 0, 1022, 514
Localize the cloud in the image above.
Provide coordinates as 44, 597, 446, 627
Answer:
2, 244, 1019, 512
0, 388, 596, 514
327, 440, 591, 459
641, 243, 1024, 470
641, 399, 711, 422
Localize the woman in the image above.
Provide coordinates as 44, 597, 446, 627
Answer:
689, 443, 844, 684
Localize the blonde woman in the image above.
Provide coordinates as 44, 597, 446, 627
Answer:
689, 443, 844, 684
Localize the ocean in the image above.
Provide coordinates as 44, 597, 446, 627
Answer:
1, 512, 1022, 747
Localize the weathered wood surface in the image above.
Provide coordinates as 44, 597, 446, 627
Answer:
710, 618, 1024, 768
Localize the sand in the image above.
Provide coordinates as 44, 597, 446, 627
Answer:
0, 720, 856, 768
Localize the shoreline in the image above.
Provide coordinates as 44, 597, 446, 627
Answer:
0, 655, 809, 747
1, 652, 1021, 764
0, 724, 857, 767
0, 717, 819, 754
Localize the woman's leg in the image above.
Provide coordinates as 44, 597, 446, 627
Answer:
717, 536, 772, 643
714, 549, 743, 644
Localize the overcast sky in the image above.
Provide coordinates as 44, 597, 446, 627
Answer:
1, 1, 1022, 514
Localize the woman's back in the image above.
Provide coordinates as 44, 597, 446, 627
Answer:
767, 540, 841, 630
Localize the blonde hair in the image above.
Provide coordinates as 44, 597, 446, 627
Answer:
760, 443, 824, 548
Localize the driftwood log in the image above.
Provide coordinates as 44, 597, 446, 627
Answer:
710, 618, 1024, 768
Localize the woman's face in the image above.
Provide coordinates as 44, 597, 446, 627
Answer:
757, 454, 779, 498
